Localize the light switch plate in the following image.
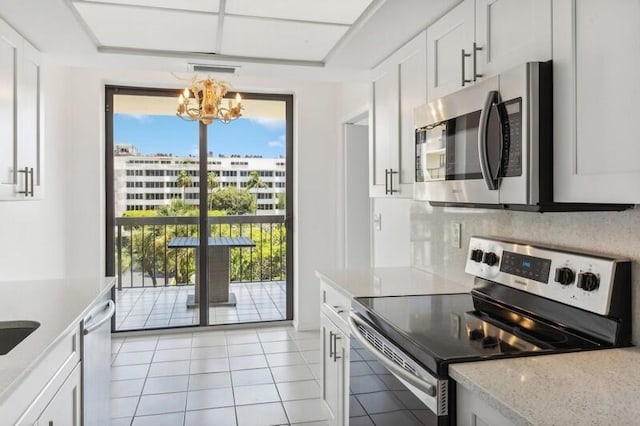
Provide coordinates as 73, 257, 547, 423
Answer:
374, 213, 382, 231
451, 222, 461, 248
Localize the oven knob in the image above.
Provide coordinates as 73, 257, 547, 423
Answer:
481, 335, 499, 349
577, 272, 599, 292
468, 329, 484, 340
470, 249, 484, 263
482, 252, 499, 266
554, 267, 575, 285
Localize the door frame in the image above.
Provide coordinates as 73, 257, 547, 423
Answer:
105, 86, 294, 331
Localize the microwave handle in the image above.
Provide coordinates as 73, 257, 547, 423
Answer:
478, 90, 501, 190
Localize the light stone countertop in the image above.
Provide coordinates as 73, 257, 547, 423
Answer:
0, 276, 116, 404
315, 267, 472, 298
450, 347, 640, 426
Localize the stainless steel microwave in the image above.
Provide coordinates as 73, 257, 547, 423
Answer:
414, 61, 629, 211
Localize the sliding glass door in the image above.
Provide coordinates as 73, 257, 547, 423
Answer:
106, 86, 293, 332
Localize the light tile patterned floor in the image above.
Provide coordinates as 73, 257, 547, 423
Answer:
111, 326, 328, 426
115, 282, 287, 331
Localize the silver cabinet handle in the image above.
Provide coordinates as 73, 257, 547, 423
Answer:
473, 43, 483, 81
17, 167, 29, 196
333, 305, 345, 314
386, 169, 399, 195
29, 167, 34, 196
83, 300, 115, 335
328, 330, 335, 359
332, 333, 342, 361
461, 49, 472, 87
349, 314, 436, 397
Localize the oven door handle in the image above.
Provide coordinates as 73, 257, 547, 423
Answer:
348, 314, 436, 397
478, 90, 501, 190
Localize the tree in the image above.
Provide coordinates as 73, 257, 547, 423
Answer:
276, 192, 285, 210
176, 170, 193, 202
246, 171, 266, 213
246, 171, 266, 191
209, 187, 256, 215
207, 171, 219, 209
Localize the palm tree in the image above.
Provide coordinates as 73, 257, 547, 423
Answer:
246, 171, 266, 191
207, 171, 219, 209
246, 171, 266, 214
176, 170, 193, 202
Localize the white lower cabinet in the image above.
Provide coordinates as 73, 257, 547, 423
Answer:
35, 363, 81, 426
11, 327, 82, 425
456, 383, 514, 426
321, 314, 349, 426
319, 280, 351, 426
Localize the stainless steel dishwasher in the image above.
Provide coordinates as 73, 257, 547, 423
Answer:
81, 293, 115, 426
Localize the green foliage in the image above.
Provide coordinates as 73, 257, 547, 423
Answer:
276, 192, 285, 210
209, 187, 256, 215
122, 210, 158, 218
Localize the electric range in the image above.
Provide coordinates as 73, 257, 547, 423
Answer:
348, 237, 631, 425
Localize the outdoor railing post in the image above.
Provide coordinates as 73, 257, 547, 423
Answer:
117, 224, 122, 291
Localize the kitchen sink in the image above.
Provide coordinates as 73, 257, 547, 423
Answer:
0, 321, 40, 355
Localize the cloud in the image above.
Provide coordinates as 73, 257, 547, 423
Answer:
249, 117, 285, 130
267, 134, 285, 148
122, 113, 152, 122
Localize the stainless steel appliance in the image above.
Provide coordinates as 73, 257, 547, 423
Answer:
414, 62, 629, 211
349, 237, 631, 425
82, 294, 115, 426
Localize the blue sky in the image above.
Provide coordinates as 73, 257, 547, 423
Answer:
114, 114, 286, 158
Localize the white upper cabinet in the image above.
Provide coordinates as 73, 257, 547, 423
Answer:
370, 31, 427, 197
426, 0, 475, 102
427, 0, 551, 102
0, 19, 20, 199
0, 17, 43, 201
475, 0, 551, 78
553, 0, 640, 204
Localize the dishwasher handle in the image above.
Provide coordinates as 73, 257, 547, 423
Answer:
83, 300, 115, 335
348, 314, 436, 397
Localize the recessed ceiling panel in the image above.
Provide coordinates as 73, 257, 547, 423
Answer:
80, 0, 220, 13
74, 3, 218, 53
221, 17, 348, 61
225, 0, 373, 24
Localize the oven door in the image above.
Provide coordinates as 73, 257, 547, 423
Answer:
348, 313, 451, 426
415, 76, 500, 205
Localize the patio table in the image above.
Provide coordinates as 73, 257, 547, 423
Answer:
168, 236, 255, 307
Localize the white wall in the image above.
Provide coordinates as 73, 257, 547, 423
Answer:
373, 198, 411, 267
0, 62, 67, 281
58, 67, 344, 329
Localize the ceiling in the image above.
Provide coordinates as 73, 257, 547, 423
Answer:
0, 0, 460, 79
70, 0, 376, 64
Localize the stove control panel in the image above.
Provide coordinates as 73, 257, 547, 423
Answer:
465, 236, 628, 316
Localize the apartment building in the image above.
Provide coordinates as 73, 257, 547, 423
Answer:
114, 144, 286, 216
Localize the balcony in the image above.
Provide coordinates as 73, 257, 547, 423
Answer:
113, 215, 288, 330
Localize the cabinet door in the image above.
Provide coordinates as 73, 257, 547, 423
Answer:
17, 41, 42, 198
475, 0, 551, 78
553, 0, 640, 203
427, 0, 475, 101
36, 363, 82, 426
370, 64, 400, 197
456, 383, 514, 426
0, 19, 20, 199
399, 31, 427, 188
321, 315, 349, 426
321, 315, 340, 424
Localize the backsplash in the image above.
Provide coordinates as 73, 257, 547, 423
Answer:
410, 202, 640, 345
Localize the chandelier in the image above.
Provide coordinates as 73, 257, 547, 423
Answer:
176, 77, 243, 125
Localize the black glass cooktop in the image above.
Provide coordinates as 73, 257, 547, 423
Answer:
351, 293, 604, 377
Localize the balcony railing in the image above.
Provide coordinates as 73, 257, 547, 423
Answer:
114, 215, 286, 290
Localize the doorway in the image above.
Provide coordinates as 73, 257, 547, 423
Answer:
105, 86, 294, 332
343, 115, 371, 270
